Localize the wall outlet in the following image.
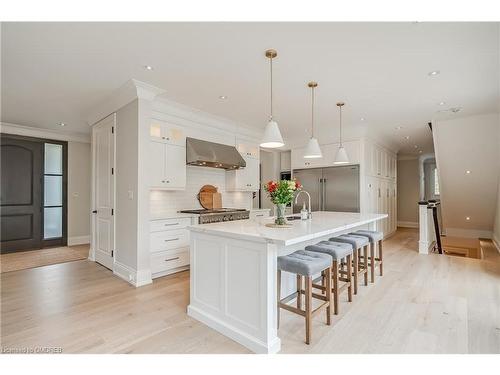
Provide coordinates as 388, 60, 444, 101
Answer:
128, 190, 134, 200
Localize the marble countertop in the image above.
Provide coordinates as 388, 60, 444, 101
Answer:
187, 211, 388, 246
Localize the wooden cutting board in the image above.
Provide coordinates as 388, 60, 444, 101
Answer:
212, 193, 222, 209
198, 185, 218, 209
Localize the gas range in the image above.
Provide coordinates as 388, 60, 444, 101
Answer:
179, 208, 250, 224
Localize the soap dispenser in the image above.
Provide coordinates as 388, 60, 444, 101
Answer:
300, 202, 308, 220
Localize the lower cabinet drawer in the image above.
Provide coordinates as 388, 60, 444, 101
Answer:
151, 249, 189, 274
150, 229, 189, 252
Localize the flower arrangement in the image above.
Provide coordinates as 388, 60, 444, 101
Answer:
264, 179, 302, 205
264, 179, 301, 225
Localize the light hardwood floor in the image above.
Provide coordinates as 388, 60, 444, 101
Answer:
1, 228, 499, 354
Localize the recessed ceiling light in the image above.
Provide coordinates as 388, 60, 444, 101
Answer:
360, 117, 365, 121
438, 101, 446, 106
419, 150, 423, 153
59, 122, 66, 127
428, 70, 440, 76
144, 65, 153, 71
466, 170, 471, 174
219, 95, 227, 100
404, 136, 410, 140
466, 217, 470, 221
395, 126, 403, 130
414, 145, 418, 149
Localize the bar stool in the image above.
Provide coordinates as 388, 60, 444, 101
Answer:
328, 234, 370, 292
352, 230, 384, 280
305, 241, 353, 315
277, 250, 332, 345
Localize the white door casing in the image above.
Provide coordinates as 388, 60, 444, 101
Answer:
91, 113, 116, 270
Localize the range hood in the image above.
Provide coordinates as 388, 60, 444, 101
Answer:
186, 137, 246, 170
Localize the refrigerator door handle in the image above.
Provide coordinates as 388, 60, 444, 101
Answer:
318, 178, 323, 211
323, 178, 327, 211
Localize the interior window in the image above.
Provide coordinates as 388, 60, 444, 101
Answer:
434, 167, 440, 196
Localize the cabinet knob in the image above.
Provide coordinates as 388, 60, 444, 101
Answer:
166, 180, 170, 183
161, 180, 165, 183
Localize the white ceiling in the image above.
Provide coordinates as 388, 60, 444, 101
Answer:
2, 22, 499, 154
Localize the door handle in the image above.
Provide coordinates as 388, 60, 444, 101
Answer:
164, 257, 180, 262
164, 238, 179, 242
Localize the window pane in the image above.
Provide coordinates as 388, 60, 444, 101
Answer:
44, 207, 62, 239
44, 175, 62, 206
45, 143, 62, 174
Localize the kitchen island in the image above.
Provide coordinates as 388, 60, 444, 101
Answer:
186, 211, 387, 353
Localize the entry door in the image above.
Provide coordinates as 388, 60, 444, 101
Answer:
0, 136, 43, 253
92, 114, 115, 269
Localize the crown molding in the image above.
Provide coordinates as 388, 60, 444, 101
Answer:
0, 122, 90, 143
86, 79, 166, 126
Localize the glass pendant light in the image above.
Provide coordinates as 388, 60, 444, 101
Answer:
304, 82, 322, 159
334, 102, 349, 164
260, 49, 284, 148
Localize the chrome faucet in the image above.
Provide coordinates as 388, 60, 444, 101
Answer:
295, 190, 312, 219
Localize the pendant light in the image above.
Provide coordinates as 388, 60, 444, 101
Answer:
260, 49, 285, 148
334, 102, 349, 164
303, 82, 322, 159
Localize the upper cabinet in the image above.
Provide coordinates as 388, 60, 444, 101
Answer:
148, 120, 187, 190
236, 139, 259, 159
291, 140, 360, 170
150, 119, 186, 146
280, 151, 291, 172
364, 141, 396, 180
226, 140, 260, 191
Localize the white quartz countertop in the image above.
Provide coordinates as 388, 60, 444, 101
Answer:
187, 211, 388, 246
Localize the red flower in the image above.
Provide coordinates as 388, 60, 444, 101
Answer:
295, 181, 301, 189
267, 181, 277, 193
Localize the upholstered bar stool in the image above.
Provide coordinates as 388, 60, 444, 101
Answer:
353, 230, 384, 281
328, 234, 370, 293
305, 241, 353, 315
277, 250, 332, 345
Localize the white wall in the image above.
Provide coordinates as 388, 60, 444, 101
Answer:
67, 141, 91, 244
433, 113, 500, 238
397, 158, 420, 226
493, 118, 500, 249
114, 100, 139, 271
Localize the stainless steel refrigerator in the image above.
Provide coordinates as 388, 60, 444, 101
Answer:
293, 165, 360, 213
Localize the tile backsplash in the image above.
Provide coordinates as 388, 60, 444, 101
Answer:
150, 166, 255, 215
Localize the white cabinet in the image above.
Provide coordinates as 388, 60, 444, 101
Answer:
150, 120, 186, 146
149, 216, 192, 278
149, 141, 186, 190
226, 156, 260, 191
236, 140, 259, 159
280, 151, 291, 172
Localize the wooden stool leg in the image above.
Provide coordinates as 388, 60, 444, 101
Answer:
346, 254, 353, 302
325, 267, 332, 325
363, 246, 368, 286
305, 276, 312, 345
379, 240, 383, 276
277, 269, 281, 329
296, 274, 302, 309
352, 248, 358, 295
370, 243, 375, 283
332, 261, 339, 315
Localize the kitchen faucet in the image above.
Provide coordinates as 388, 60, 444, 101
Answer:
295, 190, 312, 219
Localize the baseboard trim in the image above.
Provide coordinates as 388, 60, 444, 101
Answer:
493, 235, 500, 254
397, 221, 418, 228
187, 304, 281, 354
68, 235, 90, 246
113, 261, 152, 288
444, 228, 492, 239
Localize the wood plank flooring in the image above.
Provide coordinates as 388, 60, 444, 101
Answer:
1, 245, 90, 273
1, 228, 499, 354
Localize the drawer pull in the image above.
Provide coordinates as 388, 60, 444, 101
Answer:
164, 238, 179, 242
255, 214, 264, 217
165, 257, 180, 262
164, 223, 179, 226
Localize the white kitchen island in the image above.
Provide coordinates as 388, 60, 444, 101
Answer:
186, 211, 387, 353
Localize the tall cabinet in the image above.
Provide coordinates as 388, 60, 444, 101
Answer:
364, 140, 397, 237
